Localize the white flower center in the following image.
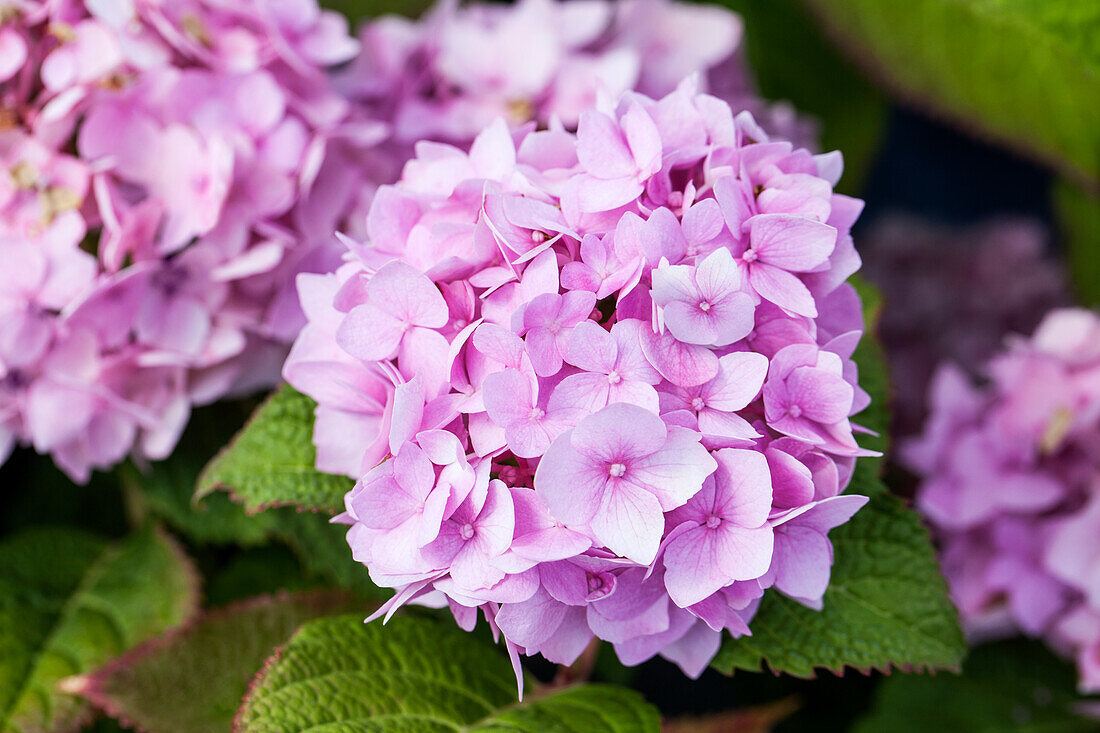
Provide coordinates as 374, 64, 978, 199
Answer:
528, 407, 545, 420
706, 515, 722, 529
691, 397, 706, 412
608, 462, 627, 478
698, 301, 712, 312
459, 523, 475, 541
743, 249, 758, 263
607, 371, 622, 385
787, 404, 803, 418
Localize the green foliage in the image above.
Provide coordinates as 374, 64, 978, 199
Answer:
1056, 179, 1100, 308
853, 640, 1098, 732
475, 685, 661, 732
717, 0, 888, 194
805, 0, 1100, 187
73, 592, 364, 733
321, 0, 431, 23
196, 386, 352, 515
124, 400, 382, 599
850, 276, 891, 488
236, 615, 660, 732
272, 511, 384, 597
0, 526, 198, 733
204, 547, 322, 607
125, 403, 281, 547
711, 475, 965, 678
0, 452, 129, 539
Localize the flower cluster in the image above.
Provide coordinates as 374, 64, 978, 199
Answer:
0, 0, 377, 480
338, 0, 815, 184
905, 308, 1100, 691
287, 80, 872, 683
860, 215, 1067, 436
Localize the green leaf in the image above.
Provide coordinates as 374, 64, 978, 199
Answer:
717, 0, 888, 194
321, 0, 431, 22
204, 547, 323, 607
126, 401, 381, 599
711, 474, 965, 678
1055, 179, 1100, 307
125, 403, 282, 546
0, 526, 198, 733
0, 452, 129, 538
804, 0, 1100, 187
70, 592, 364, 733
853, 639, 1097, 732
235, 615, 660, 732
196, 386, 352, 515
850, 274, 892, 483
473, 685, 660, 733
271, 511, 384, 598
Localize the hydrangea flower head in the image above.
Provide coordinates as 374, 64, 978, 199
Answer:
906, 308, 1100, 692
289, 79, 874, 688
339, 0, 816, 183
0, 0, 376, 480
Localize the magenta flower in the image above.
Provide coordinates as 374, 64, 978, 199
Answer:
651, 247, 756, 347
908, 308, 1100, 692
555, 319, 662, 413
767, 494, 867, 609
422, 479, 516, 592
0, 0, 377, 481
520, 290, 597, 377
298, 77, 872, 681
714, 171, 839, 317
763, 344, 859, 455
337, 260, 449, 362
482, 368, 585, 458
561, 233, 643, 300
536, 403, 717, 563
662, 448, 774, 607
660, 352, 769, 445
575, 103, 663, 212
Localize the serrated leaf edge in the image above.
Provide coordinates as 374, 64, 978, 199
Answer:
2, 526, 200, 733
67, 590, 359, 733
194, 387, 348, 516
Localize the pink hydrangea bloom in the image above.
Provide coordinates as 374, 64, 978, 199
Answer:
294, 81, 873, 689
0, 0, 377, 481
906, 308, 1100, 692
336, 0, 817, 182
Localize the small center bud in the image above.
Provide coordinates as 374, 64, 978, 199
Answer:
608, 462, 627, 478
742, 248, 758, 263
787, 404, 803, 418
459, 523, 475, 541
607, 371, 622, 385
528, 407, 545, 420
531, 230, 548, 243
698, 301, 712, 312
667, 191, 684, 208
691, 397, 706, 412
705, 515, 722, 529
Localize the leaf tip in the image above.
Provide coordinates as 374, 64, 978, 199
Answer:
57, 674, 93, 696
